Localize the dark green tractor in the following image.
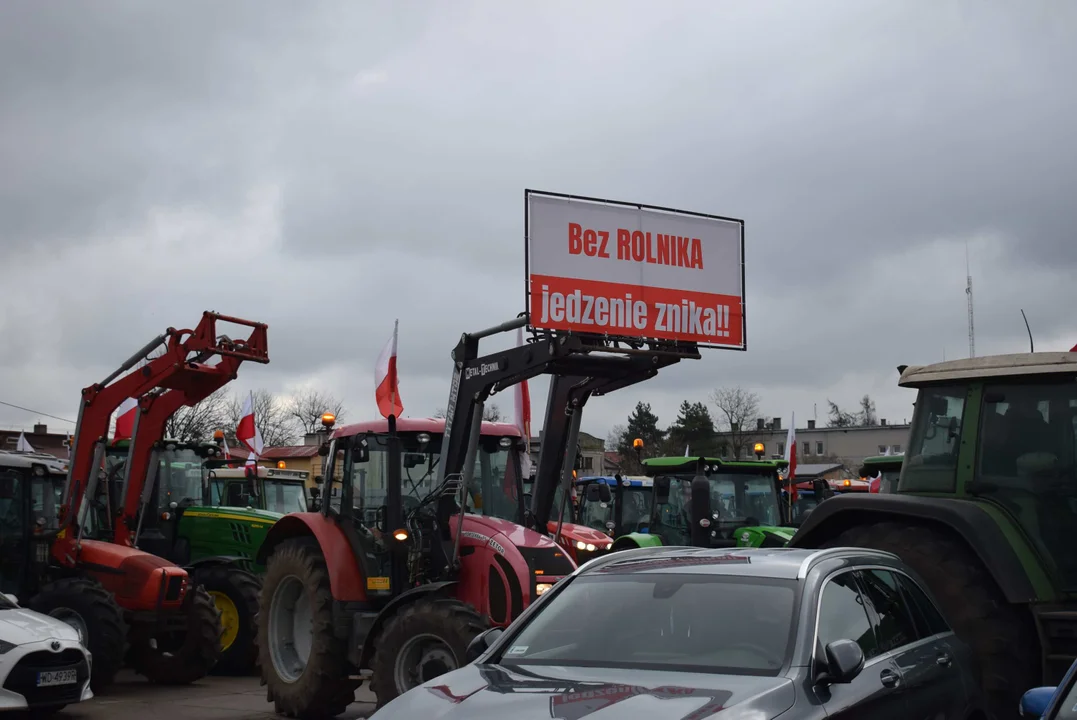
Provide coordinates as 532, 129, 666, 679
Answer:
858, 454, 904, 494
790, 351, 1077, 718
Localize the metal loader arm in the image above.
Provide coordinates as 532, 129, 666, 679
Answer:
61, 311, 268, 537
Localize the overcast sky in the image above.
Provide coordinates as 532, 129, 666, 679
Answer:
2, 1, 1075, 444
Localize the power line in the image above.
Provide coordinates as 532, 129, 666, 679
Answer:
0, 400, 75, 425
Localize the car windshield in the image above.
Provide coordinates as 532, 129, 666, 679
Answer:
264, 480, 307, 514
346, 432, 522, 523
499, 572, 796, 675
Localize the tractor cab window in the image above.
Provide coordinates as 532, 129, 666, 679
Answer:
975, 381, 1077, 589
264, 480, 307, 514
30, 473, 63, 529
902, 385, 967, 493
619, 486, 652, 533
791, 492, 818, 525
463, 437, 522, 523
578, 483, 613, 532
708, 472, 781, 537
157, 449, 206, 509
651, 477, 692, 546
0, 470, 24, 540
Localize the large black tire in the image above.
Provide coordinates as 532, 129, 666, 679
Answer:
823, 522, 1038, 720
28, 576, 127, 693
257, 537, 358, 719
129, 585, 223, 685
193, 565, 262, 675
369, 597, 490, 709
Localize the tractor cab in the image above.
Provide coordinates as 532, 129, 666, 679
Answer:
203, 463, 311, 514
574, 475, 653, 536
0, 450, 68, 597
859, 454, 903, 493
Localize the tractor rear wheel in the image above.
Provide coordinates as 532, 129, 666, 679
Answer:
194, 565, 261, 675
129, 585, 223, 684
823, 522, 1038, 720
370, 598, 489, 708
28, 576, 127, 693
258, 537, 358, 719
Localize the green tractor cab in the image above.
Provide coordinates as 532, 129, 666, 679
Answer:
204, 462, 313, 515
858, 454, 904, 494
790, 351, 1077, 718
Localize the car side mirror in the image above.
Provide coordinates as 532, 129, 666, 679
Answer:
1019, 687, 1055, 718
654, 477, 671, 505
816, 639, 864, 685
465, 627, 503, 664
2, 594, 18, 606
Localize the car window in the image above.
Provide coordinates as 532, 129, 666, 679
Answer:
498, 572, 797, 676
894, 572, 950, 637
857, 569, 920, 652
817, 571, 879, 659
1050, 676, 1077, 720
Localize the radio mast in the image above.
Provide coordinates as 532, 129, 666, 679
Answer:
966, 240, 975, 358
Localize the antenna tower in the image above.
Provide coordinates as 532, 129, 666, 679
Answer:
966, 240, 975, 358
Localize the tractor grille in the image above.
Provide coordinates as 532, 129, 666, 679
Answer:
3, 649, 88, 707
165, 575, 184, 602
229, 522, 252, 545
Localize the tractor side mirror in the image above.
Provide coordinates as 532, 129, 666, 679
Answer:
309, 486, 321, 500
654, 477, 671, 506
466, 627, 504, 664
689, 476, 713, 546
403, 453, 426, 469
595, 482, 612, 504
583, 483, 604, 503
351, 439, 370, 464
813, 479, 833, 500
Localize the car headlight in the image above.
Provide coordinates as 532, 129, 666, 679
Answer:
535, 583, 554, 596
0, 639, 16, 654
576, 541, 587, 550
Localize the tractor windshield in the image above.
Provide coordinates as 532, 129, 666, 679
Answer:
578, 484, 652, 534
156, 448, 206, 509
263, 480, 307, 514
972, 380, 1077, 589
347, 432, 523, 524
707, 471, 782, 539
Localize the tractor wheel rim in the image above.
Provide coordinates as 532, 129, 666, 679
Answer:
394, 634, 457, 693
48, 608, 88, 647
207, 591, 240, 651
268, 575, 312, 684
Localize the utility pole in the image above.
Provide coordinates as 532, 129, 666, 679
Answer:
966, 240, 975, 358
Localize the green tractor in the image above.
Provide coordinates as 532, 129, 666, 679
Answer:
573, 475, 664, 551
790, 351, 1077, 718
858, 453, 903, 494
205, 463, 314, 516
103, 440, 273, 674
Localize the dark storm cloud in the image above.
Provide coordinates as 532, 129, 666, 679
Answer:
2, 0, 1076, 440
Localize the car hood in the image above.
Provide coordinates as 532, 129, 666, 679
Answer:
371, 664, 795, 720
0, 607, 81, 646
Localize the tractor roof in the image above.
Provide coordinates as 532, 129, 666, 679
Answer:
331, 417, 523, 440
899, 352, 1077, 387
643, 456, 787, 473
577, 475, 652, 487
0, 449, 68, 473
861, 455, 904, 468
210, 467, 309, 481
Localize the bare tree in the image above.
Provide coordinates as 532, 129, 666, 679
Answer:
606, 424, 627, 451
228, 389, 299, 447
826, 399, 857, 428
858, 394, 878, 426
288, 389, 347, 435
710, 386, 761, 460
432, 408, 446, 419
164, 388, 232, 442
482, 404, 503, 422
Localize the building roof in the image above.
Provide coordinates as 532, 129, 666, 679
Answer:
899, 352, 1077, 386
332, 417, 522, 440
791, 462, 844, 478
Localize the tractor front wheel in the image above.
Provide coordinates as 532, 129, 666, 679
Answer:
258, 537, 358, 719
28, 576, 127, 693
129, 585, 223, 685
194, 566, 262, 675
370, 598, 489, 708
823, 522, 1038, 720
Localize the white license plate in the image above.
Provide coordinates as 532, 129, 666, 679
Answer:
36, 669, 77, 687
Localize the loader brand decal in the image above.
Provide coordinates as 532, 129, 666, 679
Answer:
461, 530, 507, 556
367, 576, 390, 591
549, 683, 732, 720
526, 190, 745, 350
464, 360, 502, 380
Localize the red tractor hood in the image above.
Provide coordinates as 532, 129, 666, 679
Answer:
457, 514, 561, 550
546, 522, 612, 546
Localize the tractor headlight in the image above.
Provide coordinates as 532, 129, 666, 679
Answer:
585, 543, 596, 552
576, 541, 587, 550
535, 583, 553, 596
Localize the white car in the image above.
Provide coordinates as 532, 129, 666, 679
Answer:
0, 592, 92, 715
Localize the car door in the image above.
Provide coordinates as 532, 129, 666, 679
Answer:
814, 569, 909, 719
857, 568, 966, 719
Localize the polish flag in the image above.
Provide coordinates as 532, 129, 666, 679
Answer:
236, 392, 264, 466
783, 413, 797, 502
513, 327, 532, 474
113, 397, 139, 441
220, 433, 233, 460
375, 320, 403, 420
16, 432, 34, 453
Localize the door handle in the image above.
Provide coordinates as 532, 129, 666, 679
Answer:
936, 653, 952, 667
880, 669, 901, 688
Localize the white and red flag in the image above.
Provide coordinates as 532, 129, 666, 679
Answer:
376, 320, 403, 419
113, 397, 139, 441
236, 392, 264, 467
513, 327, 532, 475
783, 412, 797, 502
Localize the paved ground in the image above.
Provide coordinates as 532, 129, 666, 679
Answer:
47, 672, 377, 720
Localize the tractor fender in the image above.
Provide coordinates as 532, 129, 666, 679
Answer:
357, 581, 458, 670
611, 532, 663, 551
788, 494, 1037, 603
256, 513, 366, 602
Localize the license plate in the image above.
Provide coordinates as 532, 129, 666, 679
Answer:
36, 669, 77, 687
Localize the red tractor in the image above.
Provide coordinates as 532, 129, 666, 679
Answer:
255, 316, 697, 716
22, 312, 268, 690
